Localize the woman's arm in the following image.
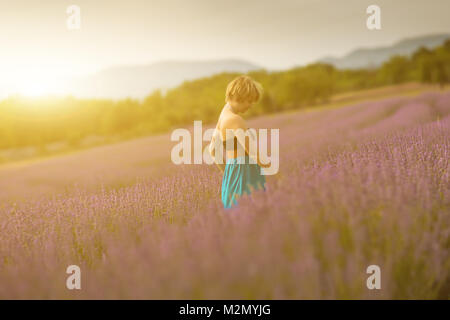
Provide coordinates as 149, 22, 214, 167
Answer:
208, 127, 226, 173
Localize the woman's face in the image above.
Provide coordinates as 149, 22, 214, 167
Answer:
229, 99, 254, 113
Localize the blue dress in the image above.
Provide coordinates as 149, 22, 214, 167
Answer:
221, 138, 266, 209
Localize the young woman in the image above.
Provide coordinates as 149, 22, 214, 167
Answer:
208, 75, 270, 209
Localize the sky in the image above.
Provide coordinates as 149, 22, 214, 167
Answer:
0, 0, 449, 96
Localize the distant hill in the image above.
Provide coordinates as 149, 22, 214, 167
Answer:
319, 33, 450, 70
65, 59, 263, 99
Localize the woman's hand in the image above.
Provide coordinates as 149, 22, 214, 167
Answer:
215, 162, 225, 173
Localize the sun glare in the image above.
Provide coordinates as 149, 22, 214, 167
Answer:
7, 67, 68, 99
18, 81, 54, 97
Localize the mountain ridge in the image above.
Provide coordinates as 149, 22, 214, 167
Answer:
319, 33, 450, 69
65, 58, 263, 99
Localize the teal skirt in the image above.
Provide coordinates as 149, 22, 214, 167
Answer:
221, 155, 266, 209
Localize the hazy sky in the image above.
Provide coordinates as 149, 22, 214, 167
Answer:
1, 0, 449, 81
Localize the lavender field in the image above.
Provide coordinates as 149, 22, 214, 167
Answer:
0, 90, 449, 299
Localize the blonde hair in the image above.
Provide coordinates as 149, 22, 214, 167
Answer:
225, 75, 263, 103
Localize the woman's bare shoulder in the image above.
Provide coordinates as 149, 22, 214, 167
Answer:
220, 112, 246, 130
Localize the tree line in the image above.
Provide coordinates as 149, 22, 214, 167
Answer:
0, 40, 449, 151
